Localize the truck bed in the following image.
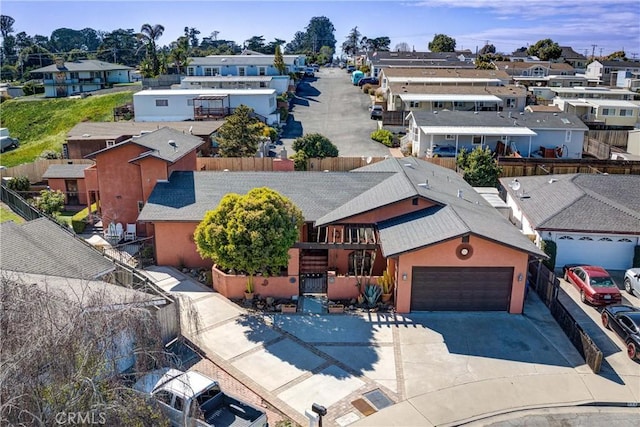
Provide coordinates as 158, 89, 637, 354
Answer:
201, 393, 265, 427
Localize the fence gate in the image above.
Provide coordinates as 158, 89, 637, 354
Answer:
300, 273, 327, 294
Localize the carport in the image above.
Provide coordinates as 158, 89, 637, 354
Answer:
411, 266, 513, 311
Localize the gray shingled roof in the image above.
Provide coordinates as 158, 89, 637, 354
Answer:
68, 121, 223, 139
30, 60, 132, 74
499, 174, 640, 234
1, 218, 115, 279
42, 163, 92, 179
139, 158, 543, 258
5, 272, 166, 309
410, 110, 588, 131
87, 127, 204, 163
138, 171, 393, 222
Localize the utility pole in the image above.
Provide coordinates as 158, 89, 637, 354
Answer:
591, 44, 597, 59
599, 47, 604, 57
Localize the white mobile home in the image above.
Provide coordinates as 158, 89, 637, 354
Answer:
133, 89, 279, 124
405, 110, 587, 159
179, 75, 290, 95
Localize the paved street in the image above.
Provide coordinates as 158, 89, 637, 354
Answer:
142, 266, 640, 427
281, 67, 393, 158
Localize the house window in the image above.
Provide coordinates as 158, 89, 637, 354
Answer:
106, 140, 116, 147
238, 67, 246, 76
559, 236, 574, 240
445, 135, 455, 140
155, 99, 168, 107
472, 136, 482, 145
579, 236, 593, 240
598, 237, 612, 241
618, 238, 632, 242
269, 97, 275, 107
412, 197, 419, 206
187, 67, 194, 76
565, 130, 572, 143
506, 98, 516, 108
453, 101, 464, 108
434, 101, 444, 109
409, 101, 421, 108
348, 250, 372, 275
259, 82, 266, 88
601, 108, 612, 116
258, 67, 267, 76
204, 67, 212, 76
137, 201, 144, 212
187, 99, 194, 106
620, 109, 633, 116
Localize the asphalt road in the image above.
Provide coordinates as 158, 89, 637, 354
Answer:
280, 67, 393, 158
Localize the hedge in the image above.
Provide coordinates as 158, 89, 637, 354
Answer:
370, 129, 394, 147
71, 203, 97, 233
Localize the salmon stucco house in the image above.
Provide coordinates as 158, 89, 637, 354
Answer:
138, 158, 544, 313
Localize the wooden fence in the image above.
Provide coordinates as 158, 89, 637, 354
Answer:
588, 130, 630, 148
306, 156, 387, 171
0, 159, 94, 183
496, 157, 640, 177
584, 138, 611, 159
197, 157, 277, 171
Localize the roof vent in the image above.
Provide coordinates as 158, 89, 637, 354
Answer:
403, 163, 413, 168
457, 189, 463, 198
223, 169, 230, 172
168, 140, 178, 151
418, 179, 429, 188
548, 178, 557, 184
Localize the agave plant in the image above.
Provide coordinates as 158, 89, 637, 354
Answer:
364, 284, 382, 307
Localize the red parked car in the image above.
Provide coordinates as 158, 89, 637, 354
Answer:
564, 265, 622, 305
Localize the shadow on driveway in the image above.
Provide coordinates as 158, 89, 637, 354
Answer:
235, 312, 382, 379
281, 115, 303, 139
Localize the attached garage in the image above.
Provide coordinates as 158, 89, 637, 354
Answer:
554, 234, 636, 270
411, 266, 513, 311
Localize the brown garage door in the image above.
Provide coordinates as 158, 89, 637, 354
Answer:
411, 267, 513, 311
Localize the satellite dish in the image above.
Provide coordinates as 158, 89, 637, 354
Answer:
366, 156, 373, 164
510, 179, 521, 191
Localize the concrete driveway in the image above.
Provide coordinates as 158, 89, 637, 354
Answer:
142, 266, 639, 427
281, 67, 392, 157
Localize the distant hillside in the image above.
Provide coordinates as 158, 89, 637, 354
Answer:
0, 92, 134, 168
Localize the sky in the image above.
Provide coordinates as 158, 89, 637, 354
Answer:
2, 0, 640, 58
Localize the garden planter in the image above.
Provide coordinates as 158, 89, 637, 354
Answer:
281, 304, 297, 313
381, 293, 392, 303
328, 304, 345, 314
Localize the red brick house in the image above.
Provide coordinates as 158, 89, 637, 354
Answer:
138, 158, 544, 313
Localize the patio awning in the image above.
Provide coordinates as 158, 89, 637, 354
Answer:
419, 126, 537, 136
195, 95, 228, 100
398, 94, 502, 102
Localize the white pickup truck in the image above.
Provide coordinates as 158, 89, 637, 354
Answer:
134, 368, 268, 427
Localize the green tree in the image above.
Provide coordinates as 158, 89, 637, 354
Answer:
527, 38, 562, 61
97, 28, 143, 66
33, 189, 65, 215
169, 36, 191, 74
137, 23, 165, 76
194, 187, 304, 280
7, 176, 30, 192
216, 105, 262, 157
273, 44, 286, 75
456, 147, 502, 187
394, 42, 410, 52
342, 26, 362, 56
428, 34, 456, 52
1, 15, 16, 63
605, 50, 627, 61
245, 35, 266, 52
363, 36, 391, 52
479, 44, 496, 54
284, 16, 336, 54
292, 133, 338, 171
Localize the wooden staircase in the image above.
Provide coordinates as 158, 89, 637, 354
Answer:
300, 254, 328, 273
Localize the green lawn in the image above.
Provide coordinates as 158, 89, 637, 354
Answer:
0, 205, 25, 224
0, 91, 134, 167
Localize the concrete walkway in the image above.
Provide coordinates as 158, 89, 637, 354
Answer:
141, 266, 640, 427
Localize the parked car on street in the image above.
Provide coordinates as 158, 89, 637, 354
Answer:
304, 67, 315, 77
564, 265, 622, 305
0, 127, 19, 153
370, 105, 383, 120
624, 268, 640, 296
346, 65, 356, 73
430, 145, 458, 157
358, 77, 379, 87
601, 304, 640, 360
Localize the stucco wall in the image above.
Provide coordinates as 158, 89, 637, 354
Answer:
153, 221, 211, 268
45, 177, 87, 205
212, 267, 299, 299
340, 198, 435, 224
395, 235, 529, 314
96, 144, 146, 226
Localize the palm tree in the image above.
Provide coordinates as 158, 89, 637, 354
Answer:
137, 23, 164, 76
